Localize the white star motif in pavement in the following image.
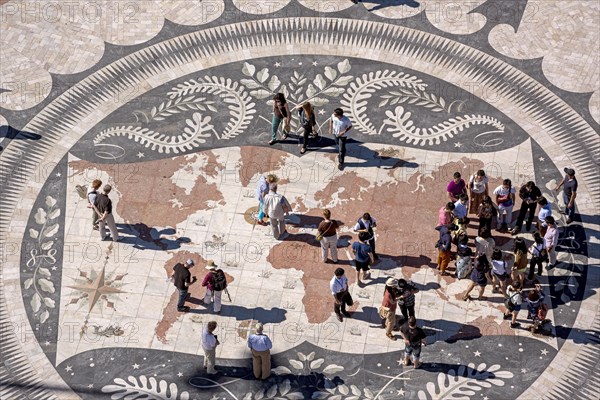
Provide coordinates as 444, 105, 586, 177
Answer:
454, 142, 462, 148
177, 372, 183, 377
396, 359, 404, 366
132, 363, 140, 369
474, 350, 481, 357
483, 397, 489, 400
65, 365, 72, 372
541, 349, 548, 355
137, 152, 145, 158
88, 384, 94, 389
274, 62, 281, 67
539, 157, 545, 161
318, 109, 325, 115
44, 341, 50, 346
396, 388, 405, 396
312, 61, 318, 66
298, 62, 303, 65
56, 172, 62, 177
51, 266, 57, 271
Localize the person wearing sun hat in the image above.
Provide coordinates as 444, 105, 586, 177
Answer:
380, 278, 400, 340
201, 260, 225, 313
555, 167, 578, 224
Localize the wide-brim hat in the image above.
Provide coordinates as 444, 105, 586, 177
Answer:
385, 278, 398, 287
564, 167, 575, 176
205, 260, 218, 270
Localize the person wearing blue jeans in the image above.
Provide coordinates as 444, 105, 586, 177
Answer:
400, 316, 427, 369
329, 108, 352, 169
269, 93, 290, 145
255, 174, 277, 226
555, 167, 577, 224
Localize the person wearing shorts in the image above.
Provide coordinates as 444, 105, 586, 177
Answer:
352, 232, 373, 286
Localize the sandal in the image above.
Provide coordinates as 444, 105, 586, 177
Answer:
300, 147, 306, 154
269, 139, 276, 145
462, 295, 470, 301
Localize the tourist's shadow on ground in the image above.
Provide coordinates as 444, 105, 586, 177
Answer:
114, 223, 191, 250
0, 125, 42, 151
342, 141, 420, 170
352, 308, 481, 344
187, 303, 287, 323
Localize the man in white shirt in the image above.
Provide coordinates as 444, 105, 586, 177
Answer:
263, 183, 291, 240
247, 323, 273, 380
329, 108, 352, 170
202, 321, 219, 374
330, 268, 353, 322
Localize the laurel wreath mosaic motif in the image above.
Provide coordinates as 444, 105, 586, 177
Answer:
101, 375, 190, 400
91, 58, 506, 155
24, 196, 60, 324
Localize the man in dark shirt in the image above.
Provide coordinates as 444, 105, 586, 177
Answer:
171, 259, 197, 312
555, 167, 578, 224
93, 184, 121, 242
512, 181, 542, 235
400, 316, 427, 369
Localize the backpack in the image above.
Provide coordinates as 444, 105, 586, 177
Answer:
213, 270, 227, 291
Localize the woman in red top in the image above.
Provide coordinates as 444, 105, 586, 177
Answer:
381, 278, 399, 341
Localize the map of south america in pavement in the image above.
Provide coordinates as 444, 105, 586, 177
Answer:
0, 1, 598, 399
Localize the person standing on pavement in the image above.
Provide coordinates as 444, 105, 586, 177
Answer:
435, 223, 456, 276
93, 184, 122, 242
536, 197, 552, 237
400, 316, 427, 369
329, 108, 352, 170
202, 321, 219, 374
447, 172, 467, 202
330, 268, 353, 322
397, 279, 418, 322
317, 209, 339, 263
87, 179, 102, 230
527, 232, 547, 281
248, 323, 273, 380
468, 169, 488, 213
269, 93, 291, 145
437, 202, 455, 227
555, 167, 578, 224
295, 102, 317, 154
493, 179, 516, 231
353, 212, 378, 260
171, 259, 197, 312
381, 278, 399, 341
352, 232, 374, 286
512, 181, 542, 235
544, 216, 559, 269
255, 174, 278, 226
201, 260, 226, 314
263, 183, 292, 240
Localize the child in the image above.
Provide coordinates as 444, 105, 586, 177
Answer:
352, 232, 374, 286
435, 224, 457, 276
462, 254, 490, 301
527, 232, 547, 281
455, 233, 473, 280
503, 282, 523, 328
453, 193, 469, 219
512, 237, 528, 286
526, 282, 549, 332
437, 202, 455, 227
477, 195, 497, 235
491, 249, 509, 295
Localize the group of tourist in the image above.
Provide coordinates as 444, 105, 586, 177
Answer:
434, 167, 577, 332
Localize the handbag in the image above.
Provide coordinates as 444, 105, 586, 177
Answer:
316, 221, 333, 242
378, 306, 390, 319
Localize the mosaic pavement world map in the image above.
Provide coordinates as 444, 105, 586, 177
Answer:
0, 1, 598, 400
